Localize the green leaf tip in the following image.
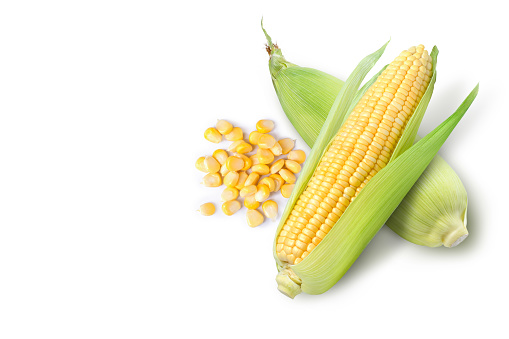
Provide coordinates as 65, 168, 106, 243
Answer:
261, 17, 274, 50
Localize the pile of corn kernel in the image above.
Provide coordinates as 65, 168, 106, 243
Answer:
196, 119, 306, 227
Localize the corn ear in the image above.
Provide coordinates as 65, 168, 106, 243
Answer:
263, 24, 469, 248
273, 41, 478, 297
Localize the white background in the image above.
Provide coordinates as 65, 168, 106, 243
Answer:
1, 1, 507, 338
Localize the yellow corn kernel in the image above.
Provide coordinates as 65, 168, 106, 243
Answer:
227, 140, 243, 152
203, 155, 220, 173
287, 149, 306, 164
256, 119, 275, 133
270, 174, 285, 192
249, 131, 262, 145
195, 156, 207, 172
219, 162, 229, 177
245, 172, 260, 186
224, 171, 239, 187
279, 138, 295, 154
202, 173, 222, 187
252, 164, 270, 176
279, 168, 296, 184
236, 141, 253, 154
255, 184, 270, 202
235, 153, 252, 171
222, 200, 241, 216
225, 127, 243, 141
212, 149, 228, 165
244, 194, 260, 210
226, 156, 244, 172
281, 184, 294, 198
270, 141, 283, 156
198, 202, 216, 216
216, 119, 233, 135
204, 127, 222, 143
257, 148, 274, 164
270, 159, 285, 174
285, 160, 301, 174
250, 154, 261, 166
246, 209, 264, 227
258, 134, 277, 149
240, 184, 257, 197
260, 177, 276, 192
262, 200, 278, 221
221, 187, 239, 202
235, 171, 248, 190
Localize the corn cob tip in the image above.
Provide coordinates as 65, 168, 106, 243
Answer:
275, 267, 302, 299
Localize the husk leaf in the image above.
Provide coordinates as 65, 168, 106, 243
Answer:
291, 84, 478, 294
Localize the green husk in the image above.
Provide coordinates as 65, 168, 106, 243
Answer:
264, 24, 469, 249
271, 39, 478, 297
387, 150, 469, 247
263, 22, 344, 146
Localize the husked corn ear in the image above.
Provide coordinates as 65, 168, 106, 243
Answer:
225, 127, 243, 141
212, 149, 228, 165
262, 200, 278, 221
203, 156, 220, 173
287, 150, 306, 164
216, 119, 233, 135
198, 202, 215, 216
226, 156, 244, 171
244, 194, 260, 210
279, 169, 296, 184
252, 164, 270, 175
224, 171, 239, 187
202, 173, 222, 187
256, 119, 275, 133
281, 184, 294, 198
270, 159, 285, 174
222, 200, 241, 216
204, 127, 222, 143
284, 160, 301, 174
279, 138, 295, 154
240, 184, 257, 197
258, 134, 277, 149
257, 148, 274, 164
249, 131, 262, 145
255, 184, 270, 202
246, 209, 264, 227
276, 45, 433, 266
235, 171, 248, 190
195, 156, 207, 172
245, 172, 260, 186
221, 187, 239, 202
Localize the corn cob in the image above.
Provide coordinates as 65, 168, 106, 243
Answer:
263, 23, 469, 248
277, 45, 433, 265
272, 40, 478, 297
